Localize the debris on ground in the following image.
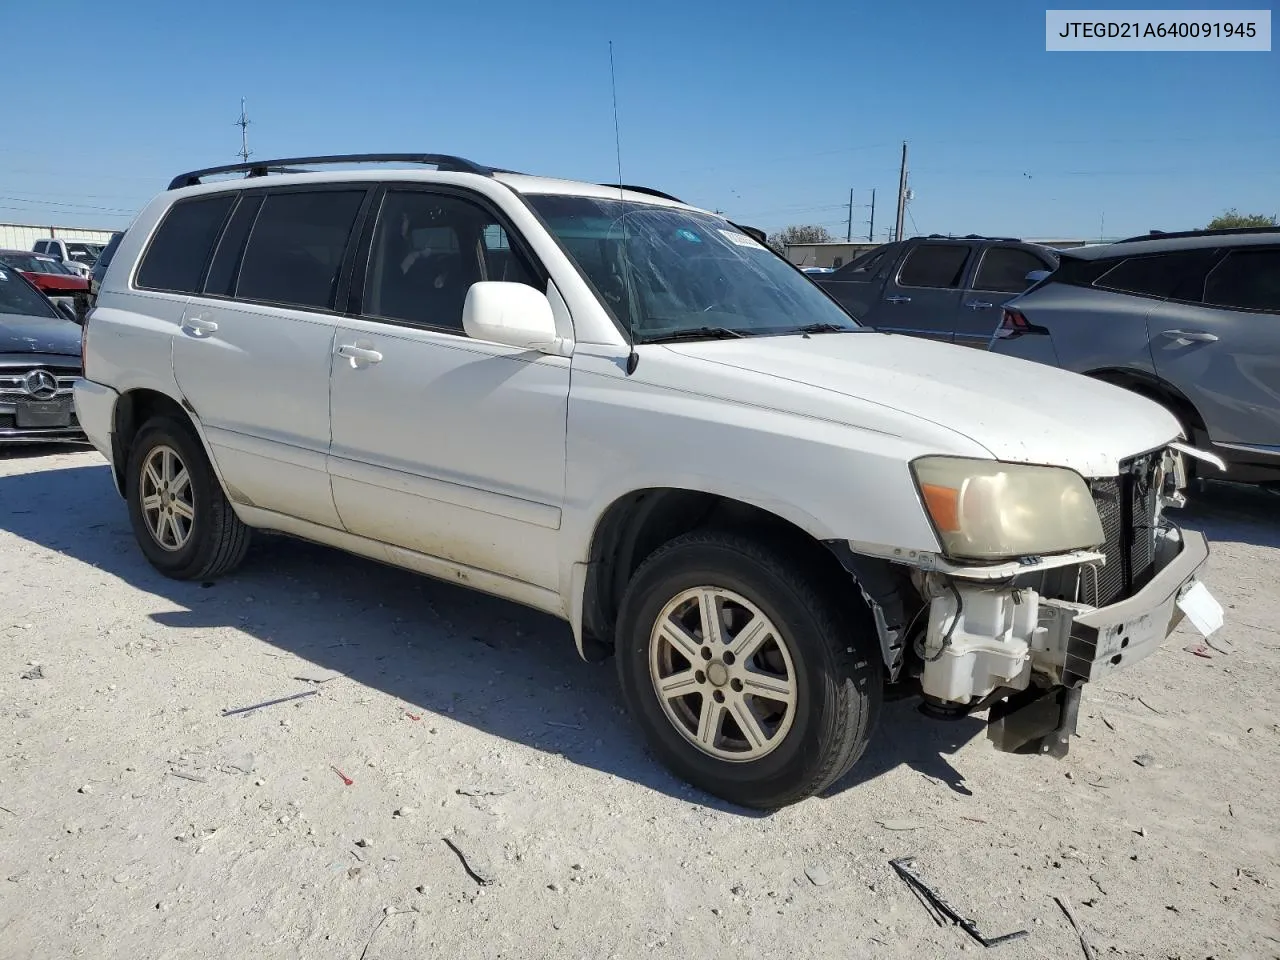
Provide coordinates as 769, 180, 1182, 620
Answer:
804, 864, 832, 887
19, 665, 43, 680
1055, 894, 1098, 960
1133, 754, 1156, 768
455, 784, 514, 798
222, 690, 318, 717
168, 769, 209, 784
443, 830, 497, 885
890, 857, 1029, 948
330, 766, 354, 786
1184, 643, 1213, 659
877, 819, 924, 831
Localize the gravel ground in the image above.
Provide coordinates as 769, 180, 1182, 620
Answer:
1, 446, 1278, 960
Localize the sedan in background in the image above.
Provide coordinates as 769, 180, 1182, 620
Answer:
0, 263, 85, 443
0, 249, 89, 316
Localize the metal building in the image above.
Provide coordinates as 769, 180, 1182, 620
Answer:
0, 222, 118, 251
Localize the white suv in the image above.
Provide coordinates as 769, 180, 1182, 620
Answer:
75, 154, 1223, 808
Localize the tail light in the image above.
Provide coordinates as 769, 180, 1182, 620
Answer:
994, 307, 1041, 340
80, 309, 90, 380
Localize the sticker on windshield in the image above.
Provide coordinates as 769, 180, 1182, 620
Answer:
0, 270, 7, 281
718, 229, 763, 249
676, 228, 702, 243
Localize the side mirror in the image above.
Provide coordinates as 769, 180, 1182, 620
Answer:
56, 300, 80, 324
1025, 270, 1051, 285
462, 281, 562, 352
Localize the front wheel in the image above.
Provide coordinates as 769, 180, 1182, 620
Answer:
616, 531, 882, 809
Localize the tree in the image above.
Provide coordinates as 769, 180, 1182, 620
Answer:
767, 224, 834, 255
1204, 208, 1277, 230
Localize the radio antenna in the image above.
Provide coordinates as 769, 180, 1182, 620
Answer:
609, 41, 640, 376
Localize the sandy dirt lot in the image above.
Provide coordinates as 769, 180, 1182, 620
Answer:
1, 446, 1278, 960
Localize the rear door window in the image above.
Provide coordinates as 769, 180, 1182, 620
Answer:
136, 195, 236, 293
972, 247, 1053, 294
235, 189, 367, 310
896, 244, 971, 288
1095, 251, 1218, 300
1202, 248, 1280, 313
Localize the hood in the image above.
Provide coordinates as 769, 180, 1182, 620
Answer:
0, 311, 82, 357
664, 332, 1180, 478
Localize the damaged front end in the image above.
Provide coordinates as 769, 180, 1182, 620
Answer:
840, 445, 1223, 757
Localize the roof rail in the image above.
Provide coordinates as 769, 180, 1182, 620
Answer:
598, 183, 685, 203
167, 153, 495, 190
1114, 225, 1280, 243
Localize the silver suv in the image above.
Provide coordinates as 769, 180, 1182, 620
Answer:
989, 228, 1280, 486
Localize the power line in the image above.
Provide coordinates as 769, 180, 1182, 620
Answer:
0, 195, 138, 214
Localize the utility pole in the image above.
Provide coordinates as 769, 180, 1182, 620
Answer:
894, 141, 909, 242
236, 98, 252, 163
846, 188, 854, 242
868, 188, 876, 243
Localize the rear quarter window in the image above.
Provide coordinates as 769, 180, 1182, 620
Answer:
136, 195, 237, 294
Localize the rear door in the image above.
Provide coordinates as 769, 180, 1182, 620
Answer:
1149, 245, 1280, 448
877, 241, 973, 342
956, 244, 1056, 348
169, 185, 374, 528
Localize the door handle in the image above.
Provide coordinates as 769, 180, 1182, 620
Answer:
885, 296, 912, 304
336, 343, 384, 364
181, 316, 218, 335
964, 301, 994, 310
1161, 329, 1219, 343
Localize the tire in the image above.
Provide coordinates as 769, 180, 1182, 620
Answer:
615, 531, 882, 809
125, 415, 250, 581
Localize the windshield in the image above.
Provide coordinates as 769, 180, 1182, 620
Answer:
1, 253, 72, 275
0, 265, 58, 319
526, 195, 860, 342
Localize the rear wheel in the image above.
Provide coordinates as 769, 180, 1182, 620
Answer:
125, 416, 250, 580
615, 531, 882, 809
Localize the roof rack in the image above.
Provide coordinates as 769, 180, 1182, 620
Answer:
922, 233, 1023, 242
167, 153, 496, 190
1114, 225, 1280, 243
598, 183, 684, 203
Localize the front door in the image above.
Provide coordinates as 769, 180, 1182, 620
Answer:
877, 242, 973, 342
955, 245, 1056, 348
328, 187, 570, 590
1149, 246, 1280, 449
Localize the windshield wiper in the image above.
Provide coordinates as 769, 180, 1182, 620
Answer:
640, 326, 748, 343
796, 322, 858, 335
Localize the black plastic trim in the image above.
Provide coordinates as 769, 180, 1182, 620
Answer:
168, 154, 495, 190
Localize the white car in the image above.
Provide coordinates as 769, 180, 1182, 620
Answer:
31, 238, 101, 278
75, 153, 1223, 808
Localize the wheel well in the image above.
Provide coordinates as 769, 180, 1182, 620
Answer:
109, 389, 193, 496
1086, 369, 1207, 442
580, 489, 867, 656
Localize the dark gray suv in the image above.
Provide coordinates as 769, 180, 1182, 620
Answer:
989, 228, 1280, 485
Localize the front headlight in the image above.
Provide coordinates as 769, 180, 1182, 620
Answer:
911, 457, 1104, 561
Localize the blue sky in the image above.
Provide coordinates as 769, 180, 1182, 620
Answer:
0, 0, 1275, 240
